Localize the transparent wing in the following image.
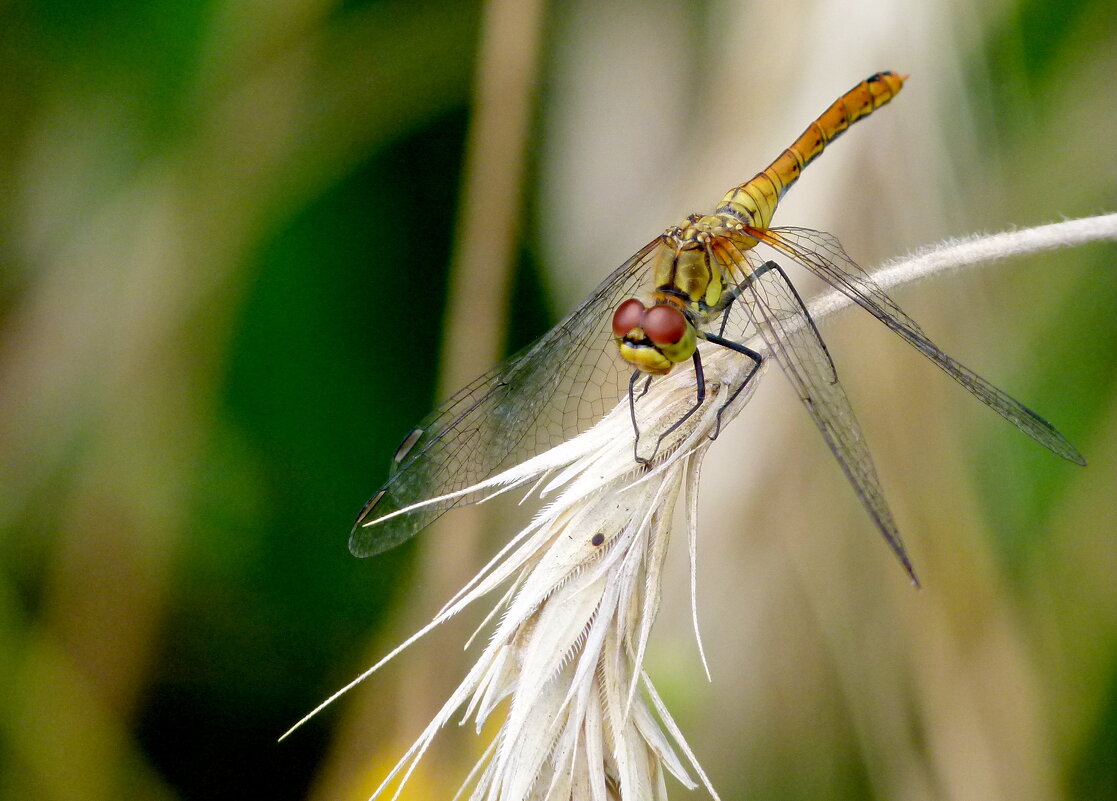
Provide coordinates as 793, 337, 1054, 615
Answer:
754, 226, 1084, 465
715, 237, 918, 584
350, 238, 662, 557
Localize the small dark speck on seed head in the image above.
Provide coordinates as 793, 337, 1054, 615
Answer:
591, 533, 605, 547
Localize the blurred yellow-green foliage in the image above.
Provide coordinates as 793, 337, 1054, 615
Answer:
1, 0, 1114, 800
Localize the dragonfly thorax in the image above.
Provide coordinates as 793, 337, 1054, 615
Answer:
654, 223, 727, 308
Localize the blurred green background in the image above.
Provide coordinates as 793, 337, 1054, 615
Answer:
0, 0, 1114, 799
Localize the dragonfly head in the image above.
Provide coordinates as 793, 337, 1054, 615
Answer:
611, 297, 698, 375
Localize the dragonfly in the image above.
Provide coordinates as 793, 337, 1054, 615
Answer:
351, 72, 1084, 583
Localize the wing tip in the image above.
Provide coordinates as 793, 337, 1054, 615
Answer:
348, 490, 389, 558
1061, 442, 1088, 467
885, 530, 921, 589
347, 529, 373, 558
903, 560, 922, 590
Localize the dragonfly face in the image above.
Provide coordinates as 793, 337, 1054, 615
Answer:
611, 295, 696, 375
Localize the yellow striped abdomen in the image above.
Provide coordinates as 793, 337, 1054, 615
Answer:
717, 71, 906, 230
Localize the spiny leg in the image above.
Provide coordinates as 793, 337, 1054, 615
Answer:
704, 333, 763, 439
628, 370, 667, 464
628, 369, 643, 463
632, 350, 708, 464
716, 291, 735, 338
701, 259, 780, 439
710, 259, 778, 332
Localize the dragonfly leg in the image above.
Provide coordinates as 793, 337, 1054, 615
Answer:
716, 292, 736, 338
627, 369, 655, 459
633, 351, 708, 464
628, 370, 645, 463
705, 333, 763, 439
697, 260, 776, 440
710, 259, 780, 337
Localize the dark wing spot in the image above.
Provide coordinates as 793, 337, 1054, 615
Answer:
393, 427, 424, 464
355, 489, 387, 526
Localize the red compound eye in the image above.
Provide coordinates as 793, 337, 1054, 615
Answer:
611, 298, 646, 337
642, 305, 687, 346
